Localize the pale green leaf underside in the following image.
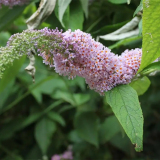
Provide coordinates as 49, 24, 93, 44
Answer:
58, 0, 72, 27
139, 0, 160, 72
105, 85, 143, 152
79, 0, 89, 18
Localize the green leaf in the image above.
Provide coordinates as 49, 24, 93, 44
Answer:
0, 56, 26, 93
99, 115, 121, 144
31, 77, 67, 103
0, 31, 11, 46
133, 0, 143, 17
68, 130, 82, 143
108, 0, 127, 4
0, 6, 9, 19
69, 77, 86, 91
0, 5, 26, 31
47, 111, 66, 126
65, 0, 84, 31
140, 61, 160, 76
57, 0, 72, 27
130, 76, 151, 96
52, 90, 76, 106
139, 1, 160, 72
35, 117, 57, 154
31, 87, 42, 104
79, 0, 89, 18
73, 94, 90, 106
105, 84, 143, 152
75, 112, 99, 147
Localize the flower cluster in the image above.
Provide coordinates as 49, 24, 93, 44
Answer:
0, 28, 142, 94
51, 148, 73, 160
39, 29, 142, 94
0, 0, 29, 8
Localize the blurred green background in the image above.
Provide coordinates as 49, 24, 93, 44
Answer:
0, 0, 160, 159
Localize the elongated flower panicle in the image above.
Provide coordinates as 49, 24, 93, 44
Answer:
0, 27, 142, 94
40, 29, 142, 94
0, 0, 29, 8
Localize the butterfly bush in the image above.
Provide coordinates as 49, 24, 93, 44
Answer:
0, 0, 29, 8
0, 28, 142, 94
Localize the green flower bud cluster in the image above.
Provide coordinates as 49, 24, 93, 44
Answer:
0, 28, 64, 78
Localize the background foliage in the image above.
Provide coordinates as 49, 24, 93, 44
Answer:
0, 0, 160, 160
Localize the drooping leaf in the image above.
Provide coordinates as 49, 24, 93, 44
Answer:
99, 115, 121, 144
130, 76, 151, 96
56, 0, 72, 27
73, 94, 90, 106
75, 112, 99, 147
35, 117, 57, 154
108, 0, 127, 4
31, 77, 67, 104
68, 130, 82, 143
139, 1, 160, 72
65, 0, 84, 31
105, 84, 143, 152
47, 111, 66, 126
79, 0, 89, 18
52, 90, 76, 106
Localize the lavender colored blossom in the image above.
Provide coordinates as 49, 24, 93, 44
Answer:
0, 27, 142, 94
0, 0, 29, 8
51, 147, 73, 160
39, 29, 142, 94
51, 155, 61, 160
61, 150, 73, 159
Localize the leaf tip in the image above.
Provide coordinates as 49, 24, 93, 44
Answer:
134, 143, 143, 152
